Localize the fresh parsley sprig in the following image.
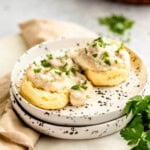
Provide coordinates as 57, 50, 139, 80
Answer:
120, 95, 150, 150
99, 14, 134, 35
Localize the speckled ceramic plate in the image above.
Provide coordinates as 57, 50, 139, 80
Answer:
11, 38, 148, 126
10, 88, 132, 139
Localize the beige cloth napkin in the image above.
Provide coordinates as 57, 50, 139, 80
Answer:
0, 74, 39, 150
0, 19, 96, 150
19, 19, 96, 47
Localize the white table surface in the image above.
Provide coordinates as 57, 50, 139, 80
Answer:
0, 0, 150, 149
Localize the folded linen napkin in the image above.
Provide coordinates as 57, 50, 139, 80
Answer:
0, 74, 39, 150
19, 19, 96, 47
0, 19, 96, 150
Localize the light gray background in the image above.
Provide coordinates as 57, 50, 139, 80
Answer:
0, 0, 150, 149
0, 0, 150, 60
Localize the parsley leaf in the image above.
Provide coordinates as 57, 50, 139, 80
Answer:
99, 14, 134, 35
81, 80, 88, 90
71, 85, 80, 90
71, 65, 80, 74
92, 53, 98, 58
104, 58, 111, 66
65, 70, 70, 76
120, 114, 144, 145
92, 37, 108, 48
120, 95, 150, 150
55, 71, 62, 76
124, 95, 143, 115
41, 59, 50, 67
102, 51, 111, 66
71, 81, 88, 90
132, 131, 150, 150
47, 54, 53, 60
124, 95, 148, 116
34, 68, 41, 73
115, 43, 124, 53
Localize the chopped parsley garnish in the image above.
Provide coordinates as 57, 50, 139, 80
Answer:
115, 43, 124, 53
33, 61, 37, 65
63, 62, 68, 68
92, 53, 98, 58
57, 54, 68, 60
71, 81, 88, 90
92, 37, 108, 48
104, 58, 111, 66
99, 62, 102, 65
120, 95, 150, 150
85, 48, 88, 54
81, 80, 88, 90
47, 54, 53, 60
103, 51, 109, 58
71, 84, 80, 90
55, 70, 62, 76
102, 51, 111, 66
114, 60, 118, 64
71, 65, 79, 74
65, 70, 70, 76
41, 59, 50, 67
34, 68, 41, 73
99, 14, 134, 35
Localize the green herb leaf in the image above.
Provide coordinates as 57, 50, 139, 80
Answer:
120, 95, 150, 150
81, 85, 88, 90
99, 14, 134, 35
65, 70, 70, 76
92, 37, 108, 48
71, 65, 79, 74
81, 80, 88, 90
34, 68, 41, 73
33, 61, 37, 65
63, 62, 68, 68
103, 51, 109, 58
102, 51, 111, 66
55, 71, 62, 76
104, 57, 111, 65
47, 54, 53, 60
115, 43, 124, 53
114, 60, 118, 64
71, 85, 80, 90
92, 53, 98, 58
85, 48, 88, 54
41, 59, 50, 67
57, 54, 68, 60
132, 131, 150, 150
124, 95, 145, 116
120, 114, 144, 145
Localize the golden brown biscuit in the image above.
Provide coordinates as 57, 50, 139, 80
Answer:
73, 38, 130, 86
20, 78, 69, 110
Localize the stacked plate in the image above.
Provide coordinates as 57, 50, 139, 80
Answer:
10, 38, 149, 139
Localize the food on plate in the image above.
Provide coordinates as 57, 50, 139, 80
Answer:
20, 53, 92, 109
73, 37, 130, 86
20, 37, 131, 110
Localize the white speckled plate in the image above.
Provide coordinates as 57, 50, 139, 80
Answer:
10, 88, 132, 139
11, 38, 148, 126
